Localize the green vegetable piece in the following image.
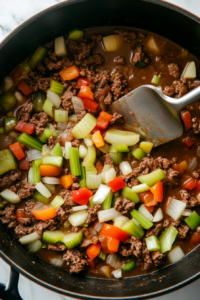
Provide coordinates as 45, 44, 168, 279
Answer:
136, 61, 146, 68
63, 231, 83, 249
146, 235, 161, 251
50, 80, 64, 96
132, 148, 146, 161
32, 92, 46, 112
0, 92, 17, 112
185, 211, 200, 230
22, 62, 31, 76
151, 75, 161, 85
16, 133, 43, 151
79, 164, 86, 188
29, 46, 48, 69
113, 144, 129, 153
69, 147, 81, 176
137, 169, 165, 187
42, 156, 63, 167
0, 203, 4, 209
122, 220, 144, 239
159, 226, 178, 254
112, 191, 120, 207
42, 230, 65, 244
89, 196, 95, 208
50, 195, 64, 208
82, 145, 96, 167
50, 142, 63, 157
139, 141, 153, 154
101, 190, 113, 210
32, 190, 49, 204
121, 186, 140, 203
68, 29, 84, 40
32, 158, 42, 184
5, 117, 17, 132
109, 152, 123, 165
42, 243, 47, 249
39, 128, 54, 143
0, 127, 4, 134
98, 250, 107, 260
0, 149, 17, 175
43, 99, 54, 118
130, 209, 153, 229
122, 260, 136, 272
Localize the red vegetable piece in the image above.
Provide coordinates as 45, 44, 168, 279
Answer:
96, 112, 113, 130
76, 78, 92, 89
183, 178, 196, 190
190, 232, 200, 244
9, 142, 25, 161
78, 86, 94, 100
139, 190, 157, 207
183, 137, 195, 149
18, 156, 30, 170
82, 99, 98, 111
12, 65, 22, 78
108, 176, 126, 192
181, 110, 193, 130
15, 121, 35, 135
86, 243, 101, 261
91, 126, 105, 136
101, 224, 130, 242
17, 80, 32, 96
150, 181, 163, 202
195, 179, 200, 191
16, 209, 25, 224
87, 259, 95, 269
72, 187, 93, 205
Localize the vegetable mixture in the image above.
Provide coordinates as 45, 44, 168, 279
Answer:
0, 28, 200, 278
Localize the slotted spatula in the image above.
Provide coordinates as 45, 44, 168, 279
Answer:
109, 85, 200, 146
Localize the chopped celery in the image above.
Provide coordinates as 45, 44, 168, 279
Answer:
146, 236, 161, 251
42, 156, 63, 167
28, 167, 34, 184
138, 204, 153, 222
101, 190, 113, 210
27, 240, 42, 253
16, 133, 43, 151
86, 174, 102, 189
0, 127, 4, 134
105, 129, 140, 146
103, 35, 120, 52
5, 117, 17, 132
136, 61, 146, 68
79, 164, 86, 188
47, 123, 57, 138
44, 183, 55, 193
105, 167, 116, 183
72, 113, 97, 139
47, 90, 61, 109
122, 220, 144, 239
22, 62, 31, 76
132, 183, 150, 194
68, 29, 84, 40
0, 189, 21, 204
185, 211, 200, 230
114, 216, 129, 228
50, 143, 63, 157
130, 209, 153, 229
139, 142, 153, 154
132, 148, 146, 160
0, 92, 17, 112
43, 99, 54, 118
85, 164, 97, 176
42, 144, 51, 157
68, 114, 77, 123
32, 190, 49, 204
63, 220, 70, 229
113, 144, 129, 153
32, 92, 46, 112
137, 169, 165, 187
3, 77, 14, 93
121, 186, 140, 203
0, 203, 4, 209
109, 144, 117, 153
39, 128, 54, 143
50, 195, 64, 208
42, 230, 64, 244
29, 46, 47, 69
98, 250, 107, 260
63, 231, 83, 249
82, 145, 96, 166
0, 149, 17, 175
109, 152, 123, 165
69, 147, 81, 176
42, 243, 47, 249
99, 143, 110, 153
54, 109, 68, 122
159, 226, 178, 254
55, 36, 67, 57
112, 191, 119, 207
89, 196, 95, 208
35, 182, 51, 198
122, 260, 136, 272
151, 75, 161, 85
32, 158, 42, 184
79, 145, 88, 159
50, 80, 64, 96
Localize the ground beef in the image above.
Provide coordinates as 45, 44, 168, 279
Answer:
146, 223, 163, 238
48, 243, 67, 252
18, 102, 34, 122
187, 80, 200, 90
151, 251, 164, 267
114, 56, 126, 65
83, 54, 104, 66
19, 218, 32, 226
48, 136, 56, 149
85, 204, 102, 224
35, 219, 56, 237
61, 89, 74, 113
110, 113, 125, 125
24, 200, 36, 221
80, 228, 99, 248
104, 153, 113, 165
119, 236, 142, 258
77, 110, 86, 122
111, 72, 127, 101
10, 186, 17, 193
15, 224, 35, 237
179, 189, 199, 208
68, 40, 93, 61
163, 85, 175, 97
127, 178, 139, 188
173, 78, 188, 98
71, 183, 80, 190
71, 139, 80, 148
0, 205, 17, 228
178, 224, 190, 239
59, 189, 77, 211
192, 170, 200, 178
164, 168, 180, 187
0, 170, 21, 190
192, 117, 200, 134
38, 78, 51, 92
132, 44, 150, 66
30, 112, 51, 135
104, 92, 112, 105
63, 249, 88, 273
56, 207, 67, 226
114, 197, 135, 215
168, 63, 180, 79
118, 29, 137, 43
18, 183, 36, 200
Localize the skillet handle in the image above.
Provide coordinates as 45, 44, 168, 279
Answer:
0, 267, 22, 300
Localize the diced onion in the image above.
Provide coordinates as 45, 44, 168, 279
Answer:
26, 149, 42, 161
68, 210, 88, 226
182, 209, 192, 216
42, 144, 51, 157
138, 204, 153, 222
56, 122, 68, 132
114, 216, 129, 228
86, 174, 102, 189
35, 182, 51, 198
14, 91, 24, 103
3, 77, 14, 93
72, 205, 88, 212
119, 161, 132, 176
19, 231, 40, 245
147, 36, 160, 53
84, 135, 93, 147
0, 189, 21, 204
49, 257, 65, 268
166, 198, 186, 221
92, 184, 111, 205
68, 114, 77, 123
47, 90, 61, 108
79, 145, 88, 159
99, 143, 110, 154
28, 167, 34, 184
42, 177, 61, 185
112, 269, 122, 278
187, 157, 197, 172
101, 164, 113, 184
44, 184, 55, 193
71, 96, 84, 115
55, 36, 67, 57
64, 141, 72, 159
106, 253, 118, 268
94, 222, 104, 232
182, 61, 196, 79
103, 35, 120, 52
98, 208, 121, 222
27, 240, 42, 253
168, 246, 185, 264
153, 208, 164, 222
105, 167, 116, 183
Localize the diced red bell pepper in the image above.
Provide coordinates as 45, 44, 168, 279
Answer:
82, 99, 98, 111
190, 232, 200, 244
15, 121, 35, 135
145, 205, 154, 214
78, 86, 94, 100
76, 78, 92, 89
150, 181, 163, 202
12, 65, 22, 78
100, 236, 120, 254
101, 224, 130, 242
16, 209, 25, 224
87, 259, 95, 269
96, 111, 113, 130
108, 176, 126, 192
9, 142, 25, 161
173, 163, 185, 175
181, 110, 193, 131
183, 178, 196, 190
59, 66, 79, 81
91, 126, 105, 136
183, 137, 195, 149
72, 187, 93, 205
139, 190, 157, 207
86, 243, 101, 261
18, 156, 30, 170
195, 179, 200, 191
17, 80, 32, 96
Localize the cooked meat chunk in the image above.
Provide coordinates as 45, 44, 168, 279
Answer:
168, 63, 180, 79
30, 112, 51, 135
110, 113, 125, 125
18, 102, 34, 122
114, 197, 135, 215
18, 183, 36, 199
63, 249, 88, 273
132, 44, 150, 66
85, 204, 102, 224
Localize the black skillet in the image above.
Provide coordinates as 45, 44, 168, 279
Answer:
0, 0, 200, 299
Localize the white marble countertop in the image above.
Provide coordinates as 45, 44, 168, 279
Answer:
0, 0, 199, 299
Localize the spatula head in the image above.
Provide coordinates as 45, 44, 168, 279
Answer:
109, 85, 183, 146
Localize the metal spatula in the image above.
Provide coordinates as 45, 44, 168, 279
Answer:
109, 85, 200, 146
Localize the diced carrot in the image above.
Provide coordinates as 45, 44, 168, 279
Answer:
183, 178, 196, 190
86, 243, 101, 261
12, 65, 22, 78
78, 86, 94, 100
40, 165, 62, 176
183, 137, 195, 149
181, 110, 192, 130
16, 209, 25, 224
150, 181, 163, 202
76, 78, 92, 89
95, 160, 103, 174
60, 175, 74, 189
139, 190, 157, 207
9, 142, 25, 160
92, 130, 105, 148
82, 98, 98, 111
59, 66, 79, 81
173, 163, 185, 175
18, 156, 30, 170
17, 80, 32, 96
96, 111, 113, 130
32, 207, 57, 221
101, 236, 120, 253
